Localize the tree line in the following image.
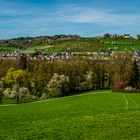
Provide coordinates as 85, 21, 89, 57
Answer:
0, 53, 140, 104
0, 35, 80, 49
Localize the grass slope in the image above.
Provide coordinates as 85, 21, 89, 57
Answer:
1, 37, 140, 54
101, 38, 140, 51
25, 38, 140, 53
0, 91, 140, 140
47, 38, 103, 52
0, 46, 17, 54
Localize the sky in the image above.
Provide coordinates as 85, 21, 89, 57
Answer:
0, 0, 140, 39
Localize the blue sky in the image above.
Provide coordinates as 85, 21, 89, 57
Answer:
0, 0, 140, 39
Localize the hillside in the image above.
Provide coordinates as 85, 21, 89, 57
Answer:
0, 35, 140, 54
0, 91, 140, 140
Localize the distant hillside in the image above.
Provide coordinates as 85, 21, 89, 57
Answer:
0, 34, 140, 54
0, 35, 80, 54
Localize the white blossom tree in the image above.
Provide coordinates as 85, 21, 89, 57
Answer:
47, 73, 69, 97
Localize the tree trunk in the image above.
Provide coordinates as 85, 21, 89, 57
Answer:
108, 76, 111, 88
0, 96, 2, 105
101, 75, 105, 89
16, 95, 19, 104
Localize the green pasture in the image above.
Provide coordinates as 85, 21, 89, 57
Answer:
21, 45, 53, 53
0, 91, 140, 140
1, 37, 140, 54
0, 46, 17, 54
101, 38, 140, 51
46, 37, 140, 52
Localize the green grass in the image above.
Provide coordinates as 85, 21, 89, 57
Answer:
48, 38, 103, 52
1, 37, 140, 54
0, 46, 17, 54
21, 45, 53, 53
27, 37, 140, 53
0, 90, 140, 140
101, 38, 140, 51
2, 96, 38, 105
47, 47, 63, 52
22, 38, 103, 53
1, 96, 17, 104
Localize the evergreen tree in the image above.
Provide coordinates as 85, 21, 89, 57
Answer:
129, 60, 140, 89
19, 53, 27, 70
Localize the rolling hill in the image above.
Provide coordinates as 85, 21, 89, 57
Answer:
0, 35, 140, 54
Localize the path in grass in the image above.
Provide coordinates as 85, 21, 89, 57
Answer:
124, 94, 128, 110
127, 94, 138, 109
0, 91, 140, 140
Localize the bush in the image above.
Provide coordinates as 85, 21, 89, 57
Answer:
113, 86, 140, 93
76, 71, 93, 91
25, 93, 38, 100
3, 88, 12, 97
41, 92, 50, 99
114, 80, 126, 90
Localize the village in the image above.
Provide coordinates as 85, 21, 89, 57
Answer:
0, 49, 140, 64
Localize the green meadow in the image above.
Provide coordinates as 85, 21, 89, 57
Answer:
0, 46, 17, 54
0, 91, 140, 140
1, 37, 140, 54
22, 37, 140, 53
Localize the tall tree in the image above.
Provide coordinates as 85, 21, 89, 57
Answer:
19, 53, 27, 70
110, 52, 132, 85
137, 34, 140, 40
129, 60, 140, 89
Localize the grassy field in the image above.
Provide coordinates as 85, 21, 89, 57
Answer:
1, 37, 140, 54
1, 96, 38, 105
0, 90, 140, 140
21, 45, 53, 54
47, 38, 103, 52
24, 37, 140, 53
101, 38, 140, 51
0, 46, 17, 54
22, 38, 103, 53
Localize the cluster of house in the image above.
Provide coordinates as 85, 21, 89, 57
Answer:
0, 50, 140, 63
134, 50, 140, 63
104, 41, 134, 46
0, 52, 73, 61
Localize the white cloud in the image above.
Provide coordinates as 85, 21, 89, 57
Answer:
57, 6, 140, 26
0, 2, 139, 38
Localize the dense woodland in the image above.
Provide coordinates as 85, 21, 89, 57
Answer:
0, 51, 140, 104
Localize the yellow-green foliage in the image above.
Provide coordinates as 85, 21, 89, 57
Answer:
5, 68, 30, 86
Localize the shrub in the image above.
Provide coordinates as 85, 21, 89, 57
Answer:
3, 88, 12, 97
41, 92, 50, 99
114, 80, 126, 90
124, 86, 137, 93
76, 71, 93, 91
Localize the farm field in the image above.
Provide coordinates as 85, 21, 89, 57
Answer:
1, 37, 140, 54
101, 38, 140, 51
0, 91, 140, 140
22, 38, 103, 53
0, 46, 17, 54
21, 45, 53, 54
19, 38, 140, 53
